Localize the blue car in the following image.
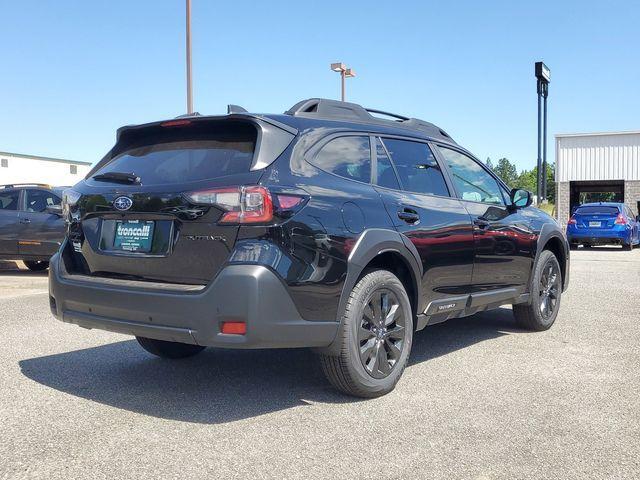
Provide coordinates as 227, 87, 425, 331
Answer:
567, 202, 640, 250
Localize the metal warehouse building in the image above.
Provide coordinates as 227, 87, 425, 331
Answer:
0, 151, 91, 187
555, 131, 640, 222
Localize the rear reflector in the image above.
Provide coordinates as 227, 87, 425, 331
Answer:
276, 194, 305, 209
221, 321, 246, 335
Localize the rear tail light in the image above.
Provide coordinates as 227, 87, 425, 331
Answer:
615, 213, 627, 225
186, 186, 273, 223
185, 185, 308, 224
61, 189, 82, 224
567, 216, 577, 225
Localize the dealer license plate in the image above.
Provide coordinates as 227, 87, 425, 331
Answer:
113, 220, 155, 252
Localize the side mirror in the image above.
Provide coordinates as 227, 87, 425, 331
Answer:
46, 204, 63, 216
510, 189, 532, 209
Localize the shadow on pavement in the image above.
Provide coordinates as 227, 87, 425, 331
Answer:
19, 308, 518, 424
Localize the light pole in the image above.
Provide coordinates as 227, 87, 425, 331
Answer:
186, 0, 193, 114
330, 62, 356, 101
535, 61, 550, 204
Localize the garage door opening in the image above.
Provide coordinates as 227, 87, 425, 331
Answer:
569, 180, 624, 215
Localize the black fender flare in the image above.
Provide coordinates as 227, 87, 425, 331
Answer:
531, 222, 570, 293
320, 229, 423, 355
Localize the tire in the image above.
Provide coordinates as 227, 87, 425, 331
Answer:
623, 242, 632, 251
136, 336, 206, 359
319, 269, 413, 398
569, 243, 577, 251
24, 260, 49, 271
513, 250, 562, 331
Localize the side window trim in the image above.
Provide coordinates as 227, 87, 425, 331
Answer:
433, 143, 506, 206
373, 136, 404, 190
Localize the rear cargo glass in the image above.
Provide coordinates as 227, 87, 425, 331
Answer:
575, 206, 619, 215
94, 123, 257, 185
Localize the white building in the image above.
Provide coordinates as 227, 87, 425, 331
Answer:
555, 131, 640, 222
0, 151, 92, 187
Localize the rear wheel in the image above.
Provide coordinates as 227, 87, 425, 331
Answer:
569, 243, 578, 251
623, 242, 633, 251
24, 260, 49, 271
319, 269, 413, 398
513, 250, 562, 331
136, 337, 206, 359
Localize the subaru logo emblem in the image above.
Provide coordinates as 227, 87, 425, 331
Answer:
113, 196, 133, 211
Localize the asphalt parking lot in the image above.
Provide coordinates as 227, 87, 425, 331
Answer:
0, 249, 638, 480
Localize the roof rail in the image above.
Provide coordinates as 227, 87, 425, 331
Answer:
286, 98, 372, 121
284, 98, 455, 143
1, 183, 53, 189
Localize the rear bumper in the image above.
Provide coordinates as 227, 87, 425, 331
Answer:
567, 228, 630, 244
48, 251, 338, 349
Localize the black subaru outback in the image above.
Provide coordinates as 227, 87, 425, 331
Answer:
49, 98, 569, 397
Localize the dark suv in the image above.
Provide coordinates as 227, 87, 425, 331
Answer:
49, 99, 569, 397
0, 183, 66, 271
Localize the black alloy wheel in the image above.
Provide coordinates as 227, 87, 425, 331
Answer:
358, 289, 407, 379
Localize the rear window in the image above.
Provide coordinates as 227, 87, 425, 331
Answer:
575, 206, 619, 215
95, 123, 257, 185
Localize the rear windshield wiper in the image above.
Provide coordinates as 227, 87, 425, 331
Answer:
92, 171, 141, 184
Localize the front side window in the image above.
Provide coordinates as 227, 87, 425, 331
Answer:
312, 136, 371, 183
0, 191, 19, 210
437, 147, 504, 205
381, 138, 449, 196
25, 190, 61, 213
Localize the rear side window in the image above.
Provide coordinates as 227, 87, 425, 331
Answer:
312, 136, 371, 183
25, 189, 61, 213
381, 138, 449, 196
575, 206, 619, 215
95, 123, 257, 185
0, 191, 19, 210
437, 147, 503, 205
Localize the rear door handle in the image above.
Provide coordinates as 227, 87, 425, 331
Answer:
19, 218, 31, 224
397, 207, 420, 224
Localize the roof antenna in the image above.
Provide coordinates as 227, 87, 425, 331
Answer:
228, 104, 248, 114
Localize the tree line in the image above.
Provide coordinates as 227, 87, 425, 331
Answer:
485, 157, 555, 204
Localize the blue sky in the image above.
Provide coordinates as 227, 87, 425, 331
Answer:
1, 0, 638, 171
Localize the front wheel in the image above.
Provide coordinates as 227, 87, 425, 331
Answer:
24, 260, 49, 271
513, 250, 562, 331
136, 337, 206, 359
319, 269, 413, 398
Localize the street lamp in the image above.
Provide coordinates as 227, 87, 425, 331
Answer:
535, 61, 550, 204
186, 0, 193, 114
330, 62, 356, 102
